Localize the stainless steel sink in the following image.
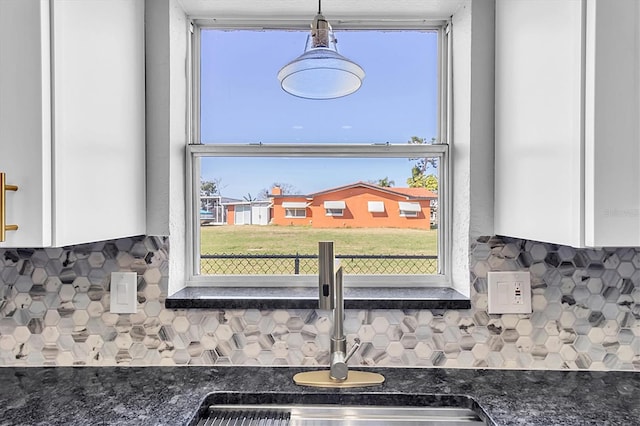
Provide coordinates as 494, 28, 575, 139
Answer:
191, 393, 490, 426
197, 404, 485, 425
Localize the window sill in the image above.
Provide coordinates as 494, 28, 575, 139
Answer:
165, 286, 470, 310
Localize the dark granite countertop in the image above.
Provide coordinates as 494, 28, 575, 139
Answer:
0, 366, 638, 425
166, 286, 471, 310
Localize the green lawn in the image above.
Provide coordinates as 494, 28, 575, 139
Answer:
201, 225, 437, 255
200, 225, 438, 275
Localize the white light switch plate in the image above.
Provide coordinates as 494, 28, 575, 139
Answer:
487, 271, 532, 314
110, 272, 137, 314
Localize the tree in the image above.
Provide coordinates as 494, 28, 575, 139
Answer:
201, 179, 218, 196
424, 174, 438, 192
368, 177, 395, 187
200, 179, 220, 213
257, 182, 300, 200
406, 136, 439, 191
406, 166, 438, 192
407, 136, 438, 172
406, 165, 427, 188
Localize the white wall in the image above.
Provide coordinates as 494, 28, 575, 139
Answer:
145, 0, 189, 295
451, 0, 495, 296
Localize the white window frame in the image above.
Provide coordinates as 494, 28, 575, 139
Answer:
186, 20, 452, 289
399, 211, 419, 218
187, 144, 449, 287
325, 208, 344, 217
324, 201, 346, 217
285, 208, 306, 218
398, 201, 422, 218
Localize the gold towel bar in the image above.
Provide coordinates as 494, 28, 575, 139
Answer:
0, 172, 19, 242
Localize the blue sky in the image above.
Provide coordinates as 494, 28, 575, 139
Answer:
200, 29, 438, 198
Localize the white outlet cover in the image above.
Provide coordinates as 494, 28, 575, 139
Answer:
110, 272, 138, 314
487, 271, 532, 314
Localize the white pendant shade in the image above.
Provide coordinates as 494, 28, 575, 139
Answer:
278, 43, 365, 99
277, 6, 365, 100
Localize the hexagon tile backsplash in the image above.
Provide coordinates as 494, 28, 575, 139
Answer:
0, 236, 638, 369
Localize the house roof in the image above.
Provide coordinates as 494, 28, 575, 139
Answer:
223, 199, 271, 206
386, 186, 438, 198
201, 195, 245, 204
220, 196, 243, 204
308, 181, 437, 200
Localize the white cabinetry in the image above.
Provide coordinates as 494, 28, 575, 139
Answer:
0, 0, 145, 247
495, 0, 640, 248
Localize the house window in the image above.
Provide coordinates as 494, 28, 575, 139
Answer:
188, 23, 450, 287
324, 201, 346, 217
282, 202, 308, 218
325, 209, 344, 217
285, 209, 307, 218
398, 202, 422, 218
368, 201, 385, 213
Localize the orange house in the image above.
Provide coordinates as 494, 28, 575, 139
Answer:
270, 182, 436, 229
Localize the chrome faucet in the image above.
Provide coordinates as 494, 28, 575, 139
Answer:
318, 241, 360, 381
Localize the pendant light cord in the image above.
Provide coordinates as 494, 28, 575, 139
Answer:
318, 0, 322, 14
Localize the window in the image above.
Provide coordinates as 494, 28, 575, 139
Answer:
324, 201, 346, 217
398, 202, 422, 218
325, 209, 344, 217
283, 202, 308, 218
188, 23, 450, 288
368, 201, 385, 213
285, 208, 307, 218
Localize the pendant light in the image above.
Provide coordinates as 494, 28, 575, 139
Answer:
277, 0, 365, 100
